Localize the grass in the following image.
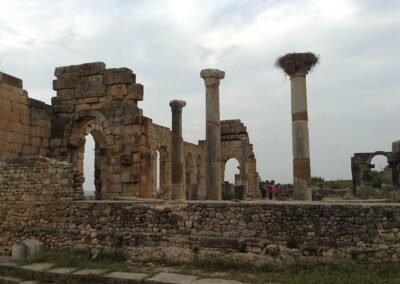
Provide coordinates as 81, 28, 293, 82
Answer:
6, 249, 400, 283
16, 248, 134, 272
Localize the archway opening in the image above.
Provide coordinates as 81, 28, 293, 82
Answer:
83, 134, 96, 198
369, 155, 391, 188
224, 158, 240, 185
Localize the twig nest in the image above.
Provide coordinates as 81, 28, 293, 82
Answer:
275, 52, 319, 76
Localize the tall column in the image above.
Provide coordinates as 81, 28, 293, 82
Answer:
200, 69, 225, 200
275, 52, 318, 200
170, 100, 186, 200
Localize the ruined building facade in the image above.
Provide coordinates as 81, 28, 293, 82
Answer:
0, 62, 260, 200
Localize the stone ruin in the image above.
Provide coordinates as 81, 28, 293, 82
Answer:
351, 140, 400, 194
0, 62, 260, 201
3, 59, 400, 264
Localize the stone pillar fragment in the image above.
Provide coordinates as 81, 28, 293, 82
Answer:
170, 100, 186, 200
275, 52, 318, 200
200, 69, 225, 200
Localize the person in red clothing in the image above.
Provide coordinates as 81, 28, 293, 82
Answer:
267, 184, 273, 200
275, 183, 281, 199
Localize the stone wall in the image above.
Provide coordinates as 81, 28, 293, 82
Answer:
2, 199, 400, 264
0, 156, 82, 206
0, 72, 51, 159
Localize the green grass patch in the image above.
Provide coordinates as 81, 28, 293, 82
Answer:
17, 248, 133, 272
9, 249, 400, 283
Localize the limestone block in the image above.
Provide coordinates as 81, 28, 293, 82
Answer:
107, 84, 127, 96
0, 72, 23, 88
22, 239, 44, 257
53, 105, 74, 113
52, 77, 76, 90
104, 68, 135, 85
127, 83, 144, 101
11, 242, 26, 260
0, 98, 12, 112
54, 62, 106, 77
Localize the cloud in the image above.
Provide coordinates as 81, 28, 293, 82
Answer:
0, 0, 399, 186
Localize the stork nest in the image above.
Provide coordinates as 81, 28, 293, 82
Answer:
275, 52, 319, 76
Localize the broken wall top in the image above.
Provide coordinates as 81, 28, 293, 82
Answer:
52, 62, 144, 111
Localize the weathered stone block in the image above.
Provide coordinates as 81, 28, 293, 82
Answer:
104, 69, 135, 85
55, 62, 106, 77
0, 72, 23, 88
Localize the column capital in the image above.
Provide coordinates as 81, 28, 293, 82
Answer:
275, 52, 319, 77
169, 100, 186, 111
200, 69, 225, 87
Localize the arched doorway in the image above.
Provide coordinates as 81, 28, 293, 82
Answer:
68, 116, 108, 200
224, 158, 240, 185
83, 134, 95, 198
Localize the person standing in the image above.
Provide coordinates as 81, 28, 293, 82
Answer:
267, 184, 273, 200
275, 183, 281, 199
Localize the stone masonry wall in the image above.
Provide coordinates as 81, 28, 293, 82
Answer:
0, 72, 51, 159
0, 156, 83, 205
2, 199, 400, 264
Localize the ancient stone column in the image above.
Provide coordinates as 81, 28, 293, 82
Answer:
200, 69, 225, 200
170, 100, 186, 200
275, 52, 318, 200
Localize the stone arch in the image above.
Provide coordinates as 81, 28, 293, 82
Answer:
66, 110, 112, 200
351, 151, 394, 195
223, 157, 241, 185
185, 152, 195, 200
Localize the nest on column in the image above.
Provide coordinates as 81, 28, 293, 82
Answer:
275, 52, 319, 76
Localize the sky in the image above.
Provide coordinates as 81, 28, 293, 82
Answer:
1, 0, 399, 188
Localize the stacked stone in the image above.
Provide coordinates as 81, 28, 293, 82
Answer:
220, 119, 259, 198
50, 62, 153, 199
0, 72, 51, 159
2, 200, 400, 264
0, 156, 83, 203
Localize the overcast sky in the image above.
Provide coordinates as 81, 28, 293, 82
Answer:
1, 0, 399, 186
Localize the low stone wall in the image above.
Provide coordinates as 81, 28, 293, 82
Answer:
1, 199, 400, 264
0, 156, 83, 203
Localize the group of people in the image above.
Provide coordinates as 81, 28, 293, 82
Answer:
261, 180, 281, 200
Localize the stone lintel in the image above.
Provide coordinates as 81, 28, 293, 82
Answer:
0, 71, 23, 88
169, 100, 186, 111
200, 69, 225, 87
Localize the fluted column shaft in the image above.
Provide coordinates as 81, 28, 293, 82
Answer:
201, 69, 225, 200
170, 100, 186, 200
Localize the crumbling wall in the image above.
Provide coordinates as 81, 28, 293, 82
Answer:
2, 201, 400, 264
0, 156, 83, 206
50, 62, 151, 199
0, 72, 51, 159
221, 119, 259, 198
